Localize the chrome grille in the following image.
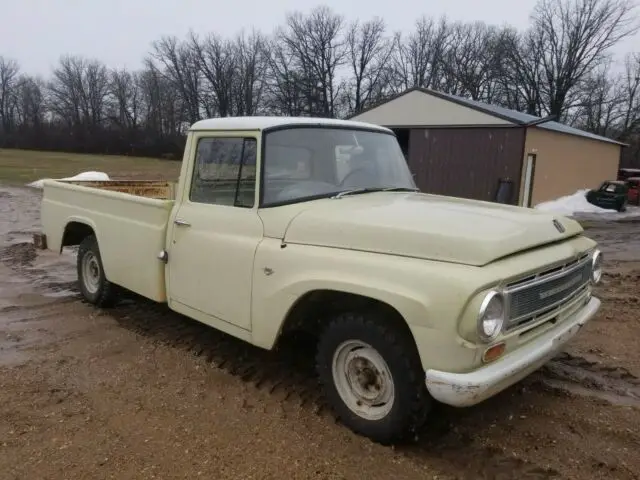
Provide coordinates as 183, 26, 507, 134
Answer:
505, 255, 592, 330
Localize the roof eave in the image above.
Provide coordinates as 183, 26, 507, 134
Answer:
535, 124, 629, 147
348, 88, 628, 147
347, 86, 522, 125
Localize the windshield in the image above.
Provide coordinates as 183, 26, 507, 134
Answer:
261, 127, 416, 206
599, 182, 625, 194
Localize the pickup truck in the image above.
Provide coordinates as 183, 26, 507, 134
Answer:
585, 180, 629, 212
37, 116, 603, 444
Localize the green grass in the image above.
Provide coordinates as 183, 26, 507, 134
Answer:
0, 149, 182, 185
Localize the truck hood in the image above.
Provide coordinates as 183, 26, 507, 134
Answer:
281, 192, 584, 266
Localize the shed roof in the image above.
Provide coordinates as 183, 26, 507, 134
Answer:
351, 87, 627, 147
190, 116, 391, 133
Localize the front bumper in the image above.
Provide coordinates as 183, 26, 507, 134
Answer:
425, 296, 601, 407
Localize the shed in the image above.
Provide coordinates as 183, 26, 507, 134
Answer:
349, 87, 626, 207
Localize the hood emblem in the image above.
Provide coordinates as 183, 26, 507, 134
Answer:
553, 219, 565, 233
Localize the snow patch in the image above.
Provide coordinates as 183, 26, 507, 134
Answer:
27, 171, 110, 189
535, 189, 640, 218
534, 189, 610, 216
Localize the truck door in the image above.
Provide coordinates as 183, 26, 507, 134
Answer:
167, 132, 262, 331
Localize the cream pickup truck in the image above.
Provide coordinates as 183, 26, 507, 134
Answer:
38, 117, 603, 444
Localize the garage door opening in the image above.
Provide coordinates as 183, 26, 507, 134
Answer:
391, 128, 410, 160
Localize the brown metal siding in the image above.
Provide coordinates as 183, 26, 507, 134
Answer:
408, 127, 525, 204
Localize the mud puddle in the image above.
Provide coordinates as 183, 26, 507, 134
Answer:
0, 186, 77, 297
575, 213, 640, 262
539, 353, 640, 408
0, 185, 80, 367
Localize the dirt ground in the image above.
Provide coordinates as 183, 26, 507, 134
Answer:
1, 184, 640, 480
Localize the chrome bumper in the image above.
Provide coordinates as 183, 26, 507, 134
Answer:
425, 297, 601, 407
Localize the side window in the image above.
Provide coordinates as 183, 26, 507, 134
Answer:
190, 137, 257, 207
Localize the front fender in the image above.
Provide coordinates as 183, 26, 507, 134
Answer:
250, 240, 484, 372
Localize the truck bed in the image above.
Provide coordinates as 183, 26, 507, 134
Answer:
40, 179, 174, 302
61, 180, 176, 200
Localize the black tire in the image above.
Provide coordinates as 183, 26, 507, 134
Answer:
618, 202, 627, 212
77, 234, 118, 308
316, 311, 432, 445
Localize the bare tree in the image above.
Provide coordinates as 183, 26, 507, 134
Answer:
343, 17, 396, 114
138, 60, 182, 137
14, 75, 45, 129
232, 29, 271, 115
618, 53, 640, 166
439, 22, 506, 100
389, 16, 450, 93
265, 37, 308, 116
619, 52, 640, 137
570, 63, 626, 135
274, 6, 347, 117
48, 55, 109, 129
108, 68, 142, 130
189, 32, 235, 117
188, 29, 268, 117
495, 28, 547, 115
0, 56, 20, 133
531, 0, 639, 118
149, 35, 202, 124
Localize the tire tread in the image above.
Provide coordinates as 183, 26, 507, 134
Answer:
316, 310, 431, 444
77, 234, 118, 308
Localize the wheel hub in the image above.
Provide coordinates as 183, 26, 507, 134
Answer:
82, 252, 101, 294
332, 340, 395, 420
349, 357, 383, 401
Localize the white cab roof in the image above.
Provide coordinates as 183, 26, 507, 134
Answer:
189, 116, 392, 133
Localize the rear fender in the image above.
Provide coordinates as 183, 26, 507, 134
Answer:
45, 215, 99, 254
60, 216, 100, 252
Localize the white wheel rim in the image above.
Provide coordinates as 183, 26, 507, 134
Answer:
82, 252, 101, 294
331, 340, 395, 421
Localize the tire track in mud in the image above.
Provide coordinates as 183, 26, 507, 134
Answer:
82, 298, 568, 480
404, 425, 563, 479
109, 297, 329, 413
1, 241, 329, 413
538, 353, 640, 407
531, 266, 640, 407
0, 242, 78, 297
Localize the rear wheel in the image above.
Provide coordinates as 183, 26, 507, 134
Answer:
316, 311, 431, 444
77, 235, 118, 307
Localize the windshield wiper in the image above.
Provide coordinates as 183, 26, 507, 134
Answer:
332, 186, 418, 199
381, 187, 419, 192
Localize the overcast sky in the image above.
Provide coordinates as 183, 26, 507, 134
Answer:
2, 0, 639, 76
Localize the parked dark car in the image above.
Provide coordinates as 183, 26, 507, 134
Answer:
586, 181, 629, 212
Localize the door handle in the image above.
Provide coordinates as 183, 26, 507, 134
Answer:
174, 218, 191, 227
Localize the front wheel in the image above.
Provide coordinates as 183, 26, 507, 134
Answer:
316, 312, 432, 444
77, 234, 118, 307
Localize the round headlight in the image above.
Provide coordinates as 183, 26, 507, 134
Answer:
477, 290, 505, 341
591, 249, 603, 284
